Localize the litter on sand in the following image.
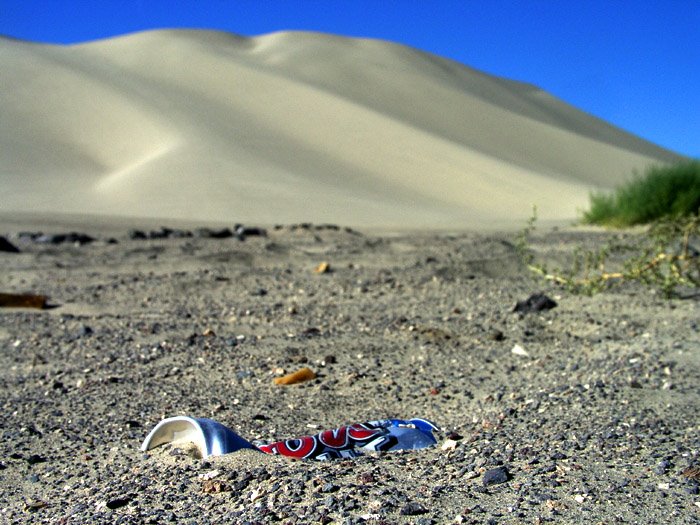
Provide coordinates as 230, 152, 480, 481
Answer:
0, 293, 47, 309
141, 416, 439, 460
273, 367, 317, 385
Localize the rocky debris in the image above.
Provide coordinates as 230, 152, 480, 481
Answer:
127, 229, 148, 240
400, 501, 428, 515
126, 224, 269, 241
129, 227, 193, 240
0, 226, 698, 523
193, 227, 233, 239
15, 231, 95, 245
235, 224, 267, 239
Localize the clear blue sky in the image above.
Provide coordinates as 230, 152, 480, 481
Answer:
2, 0, 698, 158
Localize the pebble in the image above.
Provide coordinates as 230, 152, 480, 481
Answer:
513, 293, 557, 314
483, 466, 510, 486
106, 496, 132, 509
399, 502, 428, 515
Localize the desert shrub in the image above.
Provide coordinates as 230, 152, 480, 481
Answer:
583, 160, 700, 226
518, 208, 700, 298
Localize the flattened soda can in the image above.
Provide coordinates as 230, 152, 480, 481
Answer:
257, 418, 439, 460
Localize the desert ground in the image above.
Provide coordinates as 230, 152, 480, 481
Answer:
0, 30, 683, 229
2, 28, 697, 524
1, 214, 698, 524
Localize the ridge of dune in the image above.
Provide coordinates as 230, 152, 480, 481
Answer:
0, 29, 685, 228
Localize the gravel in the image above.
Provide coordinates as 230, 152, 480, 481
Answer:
0, 222, 698, 523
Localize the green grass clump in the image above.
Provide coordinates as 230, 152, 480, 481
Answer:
583, 160, 700, 226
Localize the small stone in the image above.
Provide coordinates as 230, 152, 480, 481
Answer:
106, 496, 132, 509
357, 472, 375, 484
202, 479, 231, 493
513, 293, 557, 314
198, 469, 221, 480
26, 454, 46, 465
128, 229, 147, 240
0, 236, 20, 253
23, 499, 48, 512
235, 225, 267, 238
488, 329, 505, 341
194, 227, 233, 239
77, 325, 93, 338
441, 439, 458, 451
399, 502, 427, 516
482, 466, 510, 486
511, 344, 529, 357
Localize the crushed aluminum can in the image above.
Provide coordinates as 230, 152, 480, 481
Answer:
141, 417, 438, 460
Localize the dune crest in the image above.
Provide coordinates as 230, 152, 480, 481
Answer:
0, 29, 683, 228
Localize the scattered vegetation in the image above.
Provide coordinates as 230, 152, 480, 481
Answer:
517, 207, 700, 298
582, 160, 700, 227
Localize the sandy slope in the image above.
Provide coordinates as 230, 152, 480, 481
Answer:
0, 30, 684, 228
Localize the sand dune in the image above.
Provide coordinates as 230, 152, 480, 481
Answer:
0, 29, 684, 228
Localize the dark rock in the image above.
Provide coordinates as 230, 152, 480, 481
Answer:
194, 227, 233, 239
513, 293, 557, 314
17, 231, 41, 241
300, 327, 321, 337
399, 502, 428, 516
34, 232, 95, 244
76, 325, 93, 338
482, 466, 510, 486
148, 228, 171, 239
235, 225, 267, 238
26, 454, 47, 465
488, 328, 505, 341
106, 496, 132, 509
169, 229, 192, 238
66, 232, 95, 244
0, 236, 20, 253
128, 229, 147, 240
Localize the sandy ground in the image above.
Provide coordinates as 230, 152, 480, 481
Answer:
1, 217, 698, 524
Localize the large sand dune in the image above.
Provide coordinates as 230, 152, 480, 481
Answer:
0, 29, 684, 228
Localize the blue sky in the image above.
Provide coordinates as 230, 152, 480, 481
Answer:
2, 0, 698, 157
